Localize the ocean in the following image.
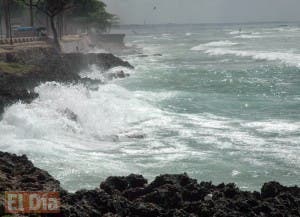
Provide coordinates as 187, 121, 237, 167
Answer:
0, 23, 299, 192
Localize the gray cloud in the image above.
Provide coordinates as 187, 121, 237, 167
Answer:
102, 0, 300, 24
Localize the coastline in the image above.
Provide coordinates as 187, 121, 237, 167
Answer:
0, 151, 299, 216
0, 45, 132, 116
0, 43, 299, 216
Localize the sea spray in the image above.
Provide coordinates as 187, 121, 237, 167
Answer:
0, 24, 300, 191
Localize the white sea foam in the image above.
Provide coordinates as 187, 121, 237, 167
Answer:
229, 30, 248, 35
191, 40, 238, 51
275, 27, 300, 32
1, 81, 299, 190
0, 82, 155, 144
203, 48, 300, 67
242, 121, 300, 134
234, 34, 263, 39
232, 170, 241, 177
0, 81, 172, 189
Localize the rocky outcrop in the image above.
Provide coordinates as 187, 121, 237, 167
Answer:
61, 52, 133, 73
0, 47, 133, 115
0, 151, 299, 217
0, 152, 61, 193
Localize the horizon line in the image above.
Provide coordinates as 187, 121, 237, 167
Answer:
115, 20, 300, 26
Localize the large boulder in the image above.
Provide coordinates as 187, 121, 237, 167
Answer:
100, 174, 147, 194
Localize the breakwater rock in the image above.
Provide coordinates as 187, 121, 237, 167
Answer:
0, 151, 299, 217
0, 47, 133, 115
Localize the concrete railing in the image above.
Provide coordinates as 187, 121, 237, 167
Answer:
0, 36, 47, 45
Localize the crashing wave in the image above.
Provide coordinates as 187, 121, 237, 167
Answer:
191, 40, 239, 51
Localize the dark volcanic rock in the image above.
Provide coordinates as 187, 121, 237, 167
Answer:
107, 70, 130, 80
261, 181, 284, 198
0, 152, 61, 192
0, 151, 300, 217
62, 53, 133, 72
100, 174, 148, 194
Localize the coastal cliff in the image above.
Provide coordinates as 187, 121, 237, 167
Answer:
0, 151, 299, 217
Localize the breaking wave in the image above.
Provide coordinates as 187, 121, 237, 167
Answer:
191, 40, 238, 51
202, 48, 300, 67
234, 34, 263, 39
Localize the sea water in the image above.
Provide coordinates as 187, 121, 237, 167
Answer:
0, 23, 299, 192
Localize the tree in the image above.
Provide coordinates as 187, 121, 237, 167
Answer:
2, 0, 11, 38
29, 0, 33, 26
21, 0, 73, 50
1, 0, 25, 38
68, 0, 118, 33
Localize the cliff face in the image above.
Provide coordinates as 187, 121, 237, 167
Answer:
0, 151, 299, 217
0, 47, 133, 115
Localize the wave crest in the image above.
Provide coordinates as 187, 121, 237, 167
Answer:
191, 40, 238, 51
204, 48, 300, 67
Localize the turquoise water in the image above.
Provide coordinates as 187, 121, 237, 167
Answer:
0, 23, 299, 191
120, 23, 300, 189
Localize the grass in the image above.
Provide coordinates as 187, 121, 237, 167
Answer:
0, 62, 36, 74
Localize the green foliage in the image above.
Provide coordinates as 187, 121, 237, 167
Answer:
20, 0, 73, 17
0, 0, 26, 18
68, 0, 118, 32
3, 0, 117, 32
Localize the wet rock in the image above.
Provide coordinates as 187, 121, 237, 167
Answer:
137, 54, 162, 58
116, 70, 126, 78
100, 174, 147, 194
137, 54, 148, 58
126, 174, 148, 188
261, 181, 284, 198
62, 53, 133, 72
126, 133, 146, 139
224, 183, 239, 198
130, 202, 162, 217
103, 213, 121, 217
63, 108, 78, 122
143, 184, 184, 209
107, 70, 130, 80
101, 176, 130, 193
148, 173, 196, 190
123, 187, 146, 201
1, 151, 300, 217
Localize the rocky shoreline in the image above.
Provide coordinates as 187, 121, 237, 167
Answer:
0, 151, 299, 217
0, 47, 300, 216
0, 47, 132, 115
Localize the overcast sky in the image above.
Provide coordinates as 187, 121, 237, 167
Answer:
102, 0, 300, 24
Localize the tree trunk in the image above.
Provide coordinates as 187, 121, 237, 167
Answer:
29, 0, 34, 26
50, 16, 60, 51
3, 0, 10, 38
46, 15, 49, 33
58, 14, 63, 39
